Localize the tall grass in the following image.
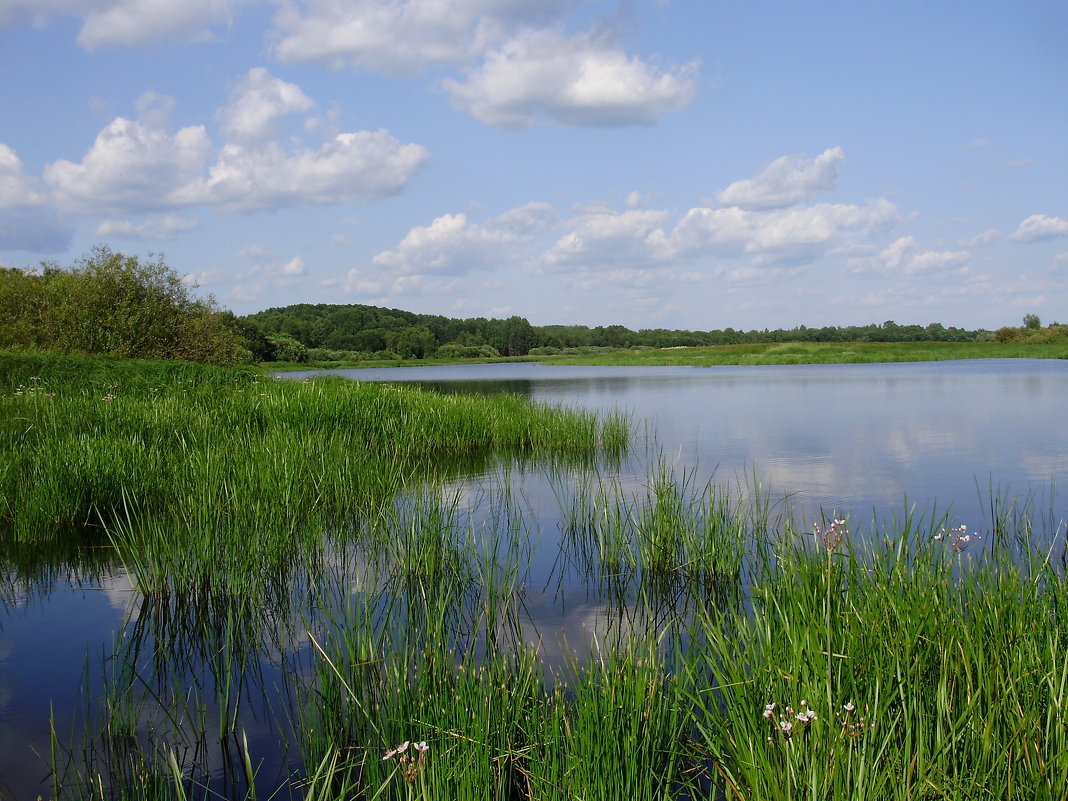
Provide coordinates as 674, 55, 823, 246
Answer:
541, 340, 1068, 367
7, 352, 1068, 799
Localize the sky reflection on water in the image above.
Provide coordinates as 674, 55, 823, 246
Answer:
290, 358, 1068, 527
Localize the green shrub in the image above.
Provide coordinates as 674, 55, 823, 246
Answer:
0, 247, 249, 365
435, 343, 502, 359
267, 333, 308, 363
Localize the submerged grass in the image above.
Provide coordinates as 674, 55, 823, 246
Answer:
5, 352, 1068, 799
0, 351, 626, 592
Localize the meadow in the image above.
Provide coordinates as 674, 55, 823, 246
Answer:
266, 340, 1068, 371
2, 352, 1067, 800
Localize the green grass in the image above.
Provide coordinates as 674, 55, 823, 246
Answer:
1, 351, 626, 544
538, 340, 1068, 367
269, 340, 1068, 371
6, 351, 1068, 800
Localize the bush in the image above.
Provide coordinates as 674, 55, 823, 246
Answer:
267, 333, 309, 363
994, 326, 1022, 343
0, 246, 249, 365
435, 343, 502, 359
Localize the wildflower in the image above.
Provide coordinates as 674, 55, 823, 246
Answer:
763, 703, 776, 719
936, 524, 980, 554
814, 518, 847, 552
383, 741, 409, 760
383, 739, 429, 785
843, 701, 855, 712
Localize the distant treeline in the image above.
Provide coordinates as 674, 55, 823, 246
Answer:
241, 302, 996, 363
3, 247, 1061, 367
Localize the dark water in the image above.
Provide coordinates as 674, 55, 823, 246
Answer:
3, 359, 1066, 798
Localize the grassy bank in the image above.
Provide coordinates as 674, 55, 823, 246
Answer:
6, 351, 1068, 800
264, 340, 1068, 371
544, 340, 1068, 367
0, 352, 626, 587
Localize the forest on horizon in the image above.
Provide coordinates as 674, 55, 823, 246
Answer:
2, 248, 1062, 366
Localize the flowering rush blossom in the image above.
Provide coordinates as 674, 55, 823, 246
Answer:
764, 700, 817, 741
383, 739, 430, 785
814, 519, 847, 552
934, 524, 979, 553
383, 741, 409, 760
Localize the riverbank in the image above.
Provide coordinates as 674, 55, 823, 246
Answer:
3, 350, 1066, 800
265, 339, 1068, 371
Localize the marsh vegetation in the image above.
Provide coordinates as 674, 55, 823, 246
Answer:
2, 352, 1067, 800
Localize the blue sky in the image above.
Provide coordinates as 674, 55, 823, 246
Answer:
1, 0, 1065, 330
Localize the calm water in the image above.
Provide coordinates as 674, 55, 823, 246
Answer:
3, 359, 1066, 798
287, 358, 1068, 525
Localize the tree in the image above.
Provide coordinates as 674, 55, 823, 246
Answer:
0, 246, 249, 365
1023, 313, 1041, 330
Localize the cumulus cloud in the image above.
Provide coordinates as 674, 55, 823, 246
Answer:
0, 0, 254, 48
94, 214, 200, 239
0, 143, 74, 251
716, 147, 845, 209
1011, 214, 1068, 243
847, 236, 970, 277
671, 200, 898, 262
534, 196, 899, 275
44, 100, 212, 213
443, 28, 699, 128
43, 75, 429, 215
218, 67, 314, 144
0, 143, 46, 207
372, 201, 556, 275
180, 131, 429, 212
78, 0, 253, 48
271, 0, 575, 73
542, 208, 672, 268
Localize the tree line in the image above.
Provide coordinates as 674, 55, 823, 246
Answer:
241, 304, 997, 363
4, 247, 1061, 366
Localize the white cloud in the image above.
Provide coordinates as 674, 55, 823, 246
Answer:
180, 131, 429, 212
542, 207, 672, 268
443, 28, 699, 128
957, 228, 1001, 248
43, 82, 429, 215
44, 110, 212, 213
716, 147, 845, 210
847, 236, 970, 277
1011, 213, 1068, 243
0, 143, 74, 251
0, 143, 47, 207
0, 0, 254, 48
270, 0, 575, 73
670, 199, 900, 262
94, 214, 200, 239
219, 67, 314, 144
343, 270, 460, 298
77, 0, 253, 49
372, 202, 555, 275
534, 196, 899, 275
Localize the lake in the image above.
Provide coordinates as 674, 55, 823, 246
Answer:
2, 358, 1066, 798
285, 358, 1068, 526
